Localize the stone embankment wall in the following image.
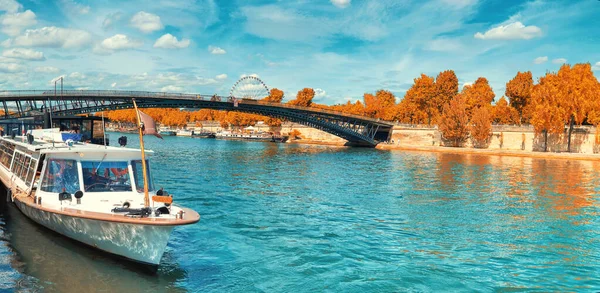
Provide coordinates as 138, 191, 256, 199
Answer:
158, 121, 600, 153
389, 124, 599, 154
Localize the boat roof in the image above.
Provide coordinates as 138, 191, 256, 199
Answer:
0, 135, 153, 155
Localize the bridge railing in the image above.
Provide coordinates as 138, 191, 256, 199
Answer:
0, 89, 214, 99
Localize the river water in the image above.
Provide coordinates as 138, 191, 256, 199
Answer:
1, 133, 599, 292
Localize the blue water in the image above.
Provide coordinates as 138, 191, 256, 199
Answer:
1, 133, 600, 292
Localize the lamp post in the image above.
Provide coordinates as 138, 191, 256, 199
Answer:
50, 76, 63, 141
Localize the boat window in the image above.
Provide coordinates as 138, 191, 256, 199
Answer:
40, 159, 80, 193
81, 161, 132, 192
0, 141, 15, 169
11, 151, 39, 186
131, 160, 154, 192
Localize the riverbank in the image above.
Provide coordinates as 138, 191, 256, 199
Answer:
377, 143, 600, 161
108, 122, 600, 161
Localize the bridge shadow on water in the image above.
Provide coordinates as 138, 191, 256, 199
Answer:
0, 189, 190, 292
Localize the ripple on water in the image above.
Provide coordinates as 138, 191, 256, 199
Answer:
0, 134, 599, 292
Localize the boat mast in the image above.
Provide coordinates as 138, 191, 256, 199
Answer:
133, 99, 150, 207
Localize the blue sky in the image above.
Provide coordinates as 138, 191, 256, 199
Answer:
0, 0, 598, 105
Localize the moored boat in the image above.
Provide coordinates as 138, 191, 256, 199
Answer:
0, 129, 199, 266
158, 126, 176, 136
192, 131, 216, 138
176, 129, 193, 137
215, 131, 288, 143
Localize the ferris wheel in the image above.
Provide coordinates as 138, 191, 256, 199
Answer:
229, 76, 269, 100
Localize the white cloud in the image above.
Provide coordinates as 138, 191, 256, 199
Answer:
2, 26, 92, 48
69, 72, 86, 79
161, 85, 183, 92
533, 56, 548, 64
102, 12, 123, 29
330, 0, 350, 8
208, 45, 226, 55
552, 58, 567, 64
215, 74, 227, 80
314, 88, 327, 98
0, 0, 22, 13
153, 34, 190, 49
0, 63, 24, 73
130, 11, 163, 33
34, 66, 60, 73
111, 82, 117, 87
0, 10, 36, 36
2, 48, 44, 60
593, 62, 600, 71
100, 34, 143, 50
474, 21, 542, 40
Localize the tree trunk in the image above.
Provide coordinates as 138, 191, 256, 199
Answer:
544, 130, 548, 152
567, 115, 574, 153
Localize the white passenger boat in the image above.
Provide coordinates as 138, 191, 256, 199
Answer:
176, 129, 193, 137
0, 129, 200, 267
215, 130, 288, 143
158, 126, 176, 136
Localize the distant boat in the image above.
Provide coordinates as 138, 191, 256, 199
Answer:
215, 131, 287, 143
192, 131, 216, 139
158, 127, 176, 136
176, 129, 193, 137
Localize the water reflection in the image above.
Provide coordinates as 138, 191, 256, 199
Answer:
531, 159, 597, 217
1, 202, 187, 292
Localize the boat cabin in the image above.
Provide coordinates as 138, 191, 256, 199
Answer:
0, 133, 168, 214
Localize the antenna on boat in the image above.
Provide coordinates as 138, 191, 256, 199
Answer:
101, 111, 107, 149
133, 98, 150, 207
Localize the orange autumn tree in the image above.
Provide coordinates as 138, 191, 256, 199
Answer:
505, 71, 533, 124
555, 63, 600, 152
530, 71, 565, 152
260, 88, 285, 127
262, 88, 284, 103
288, 88, 315, 107
397, 74, 435, 124
460, 77, 495, 116
438, 95, 470, 147
470, 106, 492, 148
330, 100, 365, 116
363, 90, 396, 120
433, 70, 459, 120
492, 97, 520, 124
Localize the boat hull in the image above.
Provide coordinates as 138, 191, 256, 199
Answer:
14, 199, 173, 266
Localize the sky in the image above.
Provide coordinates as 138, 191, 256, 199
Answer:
0, 0, 599, 105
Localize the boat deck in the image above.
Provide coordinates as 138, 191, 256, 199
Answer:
14, 193, 200, 226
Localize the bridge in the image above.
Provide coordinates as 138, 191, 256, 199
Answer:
0, 90, 393, 147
